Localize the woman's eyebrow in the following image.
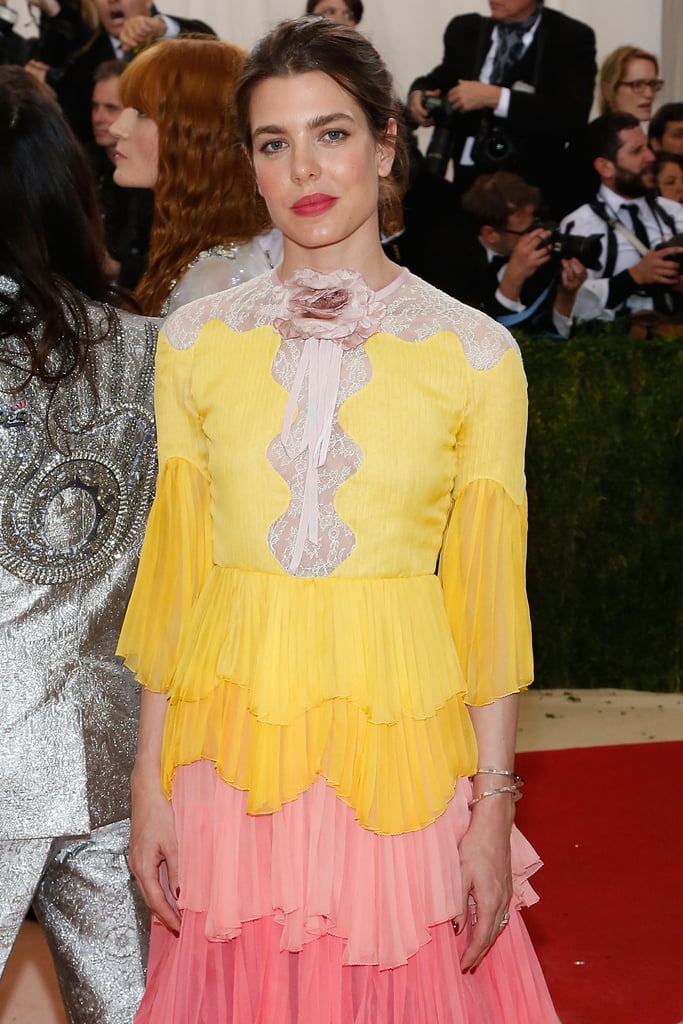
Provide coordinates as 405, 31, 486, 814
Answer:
252, 111, 355, 139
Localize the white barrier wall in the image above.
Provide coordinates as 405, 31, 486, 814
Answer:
7, 1, 675, 112
156, 1, 667, 109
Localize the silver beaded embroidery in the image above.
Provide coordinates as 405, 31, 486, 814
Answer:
0, 288, 159, 839
0, 309, 156, 584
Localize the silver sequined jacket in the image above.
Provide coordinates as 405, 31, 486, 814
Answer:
0, 279, 158, 840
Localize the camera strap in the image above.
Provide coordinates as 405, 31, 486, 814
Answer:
588, 201, 648, 273
496, 282, 553, 327
645, 195, 677, 236
588, 196, 678, 277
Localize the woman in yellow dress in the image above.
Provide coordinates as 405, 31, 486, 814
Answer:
118, 16, 558, 1023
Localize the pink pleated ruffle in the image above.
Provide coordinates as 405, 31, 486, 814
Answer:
172, 761, 543, 970
136, 911, 558, 1024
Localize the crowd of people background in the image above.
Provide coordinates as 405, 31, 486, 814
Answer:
1, 0, 682, 332
0, 2, 681, 1024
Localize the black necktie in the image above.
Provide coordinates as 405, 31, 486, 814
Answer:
623, 203, 650, 250
489, 8, 540, 85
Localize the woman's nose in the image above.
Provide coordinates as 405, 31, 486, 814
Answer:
291, 143, 320, 183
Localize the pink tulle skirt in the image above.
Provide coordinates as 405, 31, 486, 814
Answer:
135, 761, 558, 1023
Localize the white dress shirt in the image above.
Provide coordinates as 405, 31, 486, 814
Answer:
560, 184, 683, 322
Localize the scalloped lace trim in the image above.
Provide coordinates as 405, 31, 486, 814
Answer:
162, 273, 520, 577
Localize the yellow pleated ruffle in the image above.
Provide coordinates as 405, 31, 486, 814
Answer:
118, 460, 532, 835
164, 683, 477, 836
439, 477, 533, 706
117, 458, 213, 692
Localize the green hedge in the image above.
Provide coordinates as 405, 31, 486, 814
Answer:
518, 328, 683, 692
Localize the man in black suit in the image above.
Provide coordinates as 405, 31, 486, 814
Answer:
408, 0, 596, 217
450, 171, 587, 336
34, 0, 214, 141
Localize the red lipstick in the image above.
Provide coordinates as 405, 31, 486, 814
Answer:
291, 193, 337, 216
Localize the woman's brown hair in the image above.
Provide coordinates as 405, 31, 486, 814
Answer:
119, 37, 271, 315
235, 17, 408, 240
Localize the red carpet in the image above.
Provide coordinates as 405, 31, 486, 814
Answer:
515, 742, 683, 1024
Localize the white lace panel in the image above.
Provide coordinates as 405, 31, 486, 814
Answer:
163, 271, 275, 351
379, 279, 521, 371
163, 270, 520, 371
161, 271, 522, 578
267, 337, 368, 577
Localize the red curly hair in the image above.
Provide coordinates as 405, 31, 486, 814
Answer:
119, 37, 271, 315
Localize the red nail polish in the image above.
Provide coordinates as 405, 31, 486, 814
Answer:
175, 887, 181, 898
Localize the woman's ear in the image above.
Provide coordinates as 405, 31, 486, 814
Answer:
377, 118, 398, 178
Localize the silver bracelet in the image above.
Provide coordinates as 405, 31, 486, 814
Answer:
471, 767, 525, 787
468, 785, 522, 810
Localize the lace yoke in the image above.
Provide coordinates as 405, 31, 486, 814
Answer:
163, 270, 520, 578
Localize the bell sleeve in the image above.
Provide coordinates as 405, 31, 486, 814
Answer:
438, 347, 534, 706
117, 330, 213, 693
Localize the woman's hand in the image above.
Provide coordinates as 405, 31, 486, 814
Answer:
456, 694, 520, 970
129, 764, 181, 934
128, 690, 179, 932
454, 793, 515, 971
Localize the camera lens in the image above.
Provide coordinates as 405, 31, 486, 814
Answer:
485, 132, 509, 162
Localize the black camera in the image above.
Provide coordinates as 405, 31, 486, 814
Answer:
471, 118, 515, 169
422, 94, 457, 178
532, 220, 603, 271
655, 233, 683, 272
423, 95, 452, 119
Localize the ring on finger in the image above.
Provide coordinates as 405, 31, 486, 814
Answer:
499, 910, 510, 928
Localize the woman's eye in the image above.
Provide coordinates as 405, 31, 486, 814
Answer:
323, 129, 348, 143
261, 139, 286, 154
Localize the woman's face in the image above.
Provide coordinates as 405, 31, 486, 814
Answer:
310, 2, 356, 25
249, 71, 394, 270
109, 107, 159, 189
613, 58, 660, 122
656, 160, 683, 204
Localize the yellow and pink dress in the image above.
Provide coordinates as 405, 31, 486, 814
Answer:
118, 267, 558, 1022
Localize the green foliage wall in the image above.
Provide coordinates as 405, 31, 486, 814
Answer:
519, 330, 683, 692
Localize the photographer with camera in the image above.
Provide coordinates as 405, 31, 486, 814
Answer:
407, 0, 596, 219
453, 171, 591, 337
561, 112, 683, 323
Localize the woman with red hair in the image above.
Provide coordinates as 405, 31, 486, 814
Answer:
111, 36, 278, 316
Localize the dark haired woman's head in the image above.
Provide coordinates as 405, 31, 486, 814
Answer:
0, 67, 118, 387
304, 0, 364, 26
0, 66, 110, 297
654, 150, 683, 204
235, 17, 408, 234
